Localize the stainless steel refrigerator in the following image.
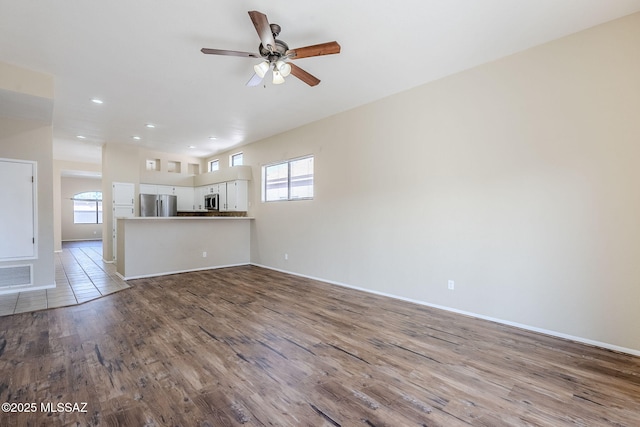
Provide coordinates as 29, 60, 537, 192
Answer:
139, 194, 177, 217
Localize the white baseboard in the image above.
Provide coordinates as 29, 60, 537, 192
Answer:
0, 282, 55, 296
251, 263, 640, 357
119, 262, 251, 281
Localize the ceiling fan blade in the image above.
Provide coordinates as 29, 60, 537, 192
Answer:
248, 10, 275, 52
246, 73, 263, 87
289, 63, 321, 87
287, 41, 341, 59
201, 48, 260, 58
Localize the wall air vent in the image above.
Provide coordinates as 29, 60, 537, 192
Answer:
0, 265, 33, 288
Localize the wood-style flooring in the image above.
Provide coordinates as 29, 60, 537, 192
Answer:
0, 265, 639, 426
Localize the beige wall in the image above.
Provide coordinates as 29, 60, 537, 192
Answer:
0, 62, 55, 291
53, 160, 102, 251
0, 61, 54, 99
0, 121, 55, 289
139, 148, 203, 186
207, 13, 640, 353
117, 218, 251, 279
102, 143, 204, 261
60, 176, 103, 241
102, 143, 140, 262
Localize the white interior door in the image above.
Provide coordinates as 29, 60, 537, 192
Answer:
0, 159, 35, 260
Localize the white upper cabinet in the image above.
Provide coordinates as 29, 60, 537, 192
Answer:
221, 180, 247, 212
139, 184, 158, 195
113, 182, 135, 206
194, 186, 206, 211
112, 182, 135, 261
174, 186, 195, 211
157, 185, 175, 196
218, 183, 227, 211
140, 184, 195, 211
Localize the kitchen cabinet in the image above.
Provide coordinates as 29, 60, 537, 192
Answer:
218, 183, 227, 210
157, 185, 175, 196
140, 184, 195, 211
139, 184, 158, 195
204, 184, 218, 194
221, 180, 247, 212
193, 180, 248, 212
194, 186, 206, 210
141, 184, 177, 196
174, 186, 195, 211
112, 182, 135, 260
113, 182, 135, 206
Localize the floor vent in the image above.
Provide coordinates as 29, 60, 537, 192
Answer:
0, 265, 32, 288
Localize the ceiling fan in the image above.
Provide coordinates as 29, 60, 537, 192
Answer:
201, 10, 341, 87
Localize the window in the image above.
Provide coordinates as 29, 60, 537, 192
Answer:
208, 159, 219, 172
231, 152, 243, 167
73, 191, 103, 224
263, 156, 314, 202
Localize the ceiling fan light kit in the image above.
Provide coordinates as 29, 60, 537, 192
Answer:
272, 69, 285, 85
275, 60, 291, 77
253, 61, 270, 78
201, 10, 341, 87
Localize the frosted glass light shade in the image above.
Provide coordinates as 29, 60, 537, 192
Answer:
253, 61, 270, 78
272, 69, 285, 85
276, 60, 291, 77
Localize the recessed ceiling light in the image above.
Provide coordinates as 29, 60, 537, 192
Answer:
91, 98, 103, 104
188, 145, 196, 149
209, 136, 217, 140
76, 135, 86, 139
132, 136, 141, 140
145, 123, 155, 128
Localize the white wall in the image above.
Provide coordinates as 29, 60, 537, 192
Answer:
207, 13, 640, 353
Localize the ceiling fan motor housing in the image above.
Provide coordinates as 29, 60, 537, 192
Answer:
258, 36, 289, 62
269, 23, 281, 37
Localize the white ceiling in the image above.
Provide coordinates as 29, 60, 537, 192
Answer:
2, 1, 640, 164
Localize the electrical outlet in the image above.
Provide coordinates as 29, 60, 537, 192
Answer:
284, 253, 288, 260
202, 251, 207, 258
448, 280, 455, 290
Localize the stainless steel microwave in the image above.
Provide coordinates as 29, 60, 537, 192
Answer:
204, 193, 219, 210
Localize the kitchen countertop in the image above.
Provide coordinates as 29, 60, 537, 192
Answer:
118, 216, 254, 220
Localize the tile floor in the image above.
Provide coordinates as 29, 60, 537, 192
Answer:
0, 240, 130, 316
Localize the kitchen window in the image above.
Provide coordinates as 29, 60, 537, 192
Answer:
208, 159, 219, 172
263, 156, 314, 202
73, 191, 103, 224
231, 152, 243, 166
